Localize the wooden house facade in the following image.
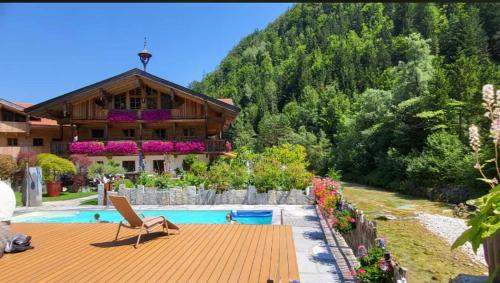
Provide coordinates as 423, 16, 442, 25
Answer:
24, 68, 240, 174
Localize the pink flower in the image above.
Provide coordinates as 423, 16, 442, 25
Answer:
70, 141, 105, 155
105, 141, 138, 154
225, 141, 233, 152
141, 110, 172, 122
107, 110, 137, 122
142, 140, 174, 153
174, 141, 205, 154
469, 124, 480, 152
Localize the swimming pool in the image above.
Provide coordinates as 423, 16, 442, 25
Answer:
12, 210, 273, 225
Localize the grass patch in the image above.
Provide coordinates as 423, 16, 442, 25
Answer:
80, 198, 98, 205
342, 183, 486, 282
15, 191, 97, 206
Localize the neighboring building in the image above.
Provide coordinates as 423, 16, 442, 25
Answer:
0, 99, 66, 159
24, 68, 240, 176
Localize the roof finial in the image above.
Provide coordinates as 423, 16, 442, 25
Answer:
138, 37, 152, 72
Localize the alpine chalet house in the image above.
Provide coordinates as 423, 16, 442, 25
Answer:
25, 48, 239, 177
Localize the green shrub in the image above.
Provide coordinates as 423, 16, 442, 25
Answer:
112, 178, 134, 190
183, 172, 203, 187
328, 167, 342, 181
206, 159, 233, 191
182, 154, 198, 171
136, 172, 158, 187
190, 161, 207, 176
0, 154, 17, 180
37, 154, 76, 182
253, 144, 312, 191
405, 131, 475, 187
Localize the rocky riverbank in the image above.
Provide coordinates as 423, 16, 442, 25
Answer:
415, 213, 486, 266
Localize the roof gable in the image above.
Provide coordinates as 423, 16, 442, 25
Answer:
25, 68, 240, 114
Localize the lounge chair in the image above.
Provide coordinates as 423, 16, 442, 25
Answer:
109, 195, 179, 248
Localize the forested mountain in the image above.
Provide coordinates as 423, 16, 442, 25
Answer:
191, 3, 500, 197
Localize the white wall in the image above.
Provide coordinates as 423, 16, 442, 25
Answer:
88, 154, 209, 174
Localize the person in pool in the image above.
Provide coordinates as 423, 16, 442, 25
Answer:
226, 213, 238, 224
94, 213, 110, 223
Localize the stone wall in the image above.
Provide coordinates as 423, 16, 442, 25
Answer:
98, 185, 314, 205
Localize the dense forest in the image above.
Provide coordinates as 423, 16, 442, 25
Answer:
190, 3, 500, 199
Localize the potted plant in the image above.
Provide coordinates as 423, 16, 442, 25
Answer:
37, 154, 76, 197
452, 84, 500, 282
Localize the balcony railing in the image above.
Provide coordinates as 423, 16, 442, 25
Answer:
72, 109, 205, 121
51, 139, 228, 155
0, 121, 29, 133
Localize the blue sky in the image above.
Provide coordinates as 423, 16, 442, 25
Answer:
0, 3, 291, 104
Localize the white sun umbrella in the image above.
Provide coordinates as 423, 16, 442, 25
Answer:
0, 181, 16, 222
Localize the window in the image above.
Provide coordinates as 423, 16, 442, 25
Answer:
96, 161, 104, 164
160, 93, 173, 109
130, 97, 141, 109
146, 87, 158, 109
91, 129, 104, 139
153, 160, 165, 173
183, 128, 195, 137
2, 109, 26, 122
122, 129, 136, 138
129, 88, 141, 109
33, 138, 44, 146
122, 161, 136, 172
154, 129, 166, 139
7, 138, 17, 146
114, 93, 126, 110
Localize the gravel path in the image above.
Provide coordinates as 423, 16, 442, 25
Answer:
416, 213, 486, 266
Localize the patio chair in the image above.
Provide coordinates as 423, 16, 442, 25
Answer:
109, 195, 179, 248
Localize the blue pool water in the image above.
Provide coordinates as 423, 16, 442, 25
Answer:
13, 210, 272, 225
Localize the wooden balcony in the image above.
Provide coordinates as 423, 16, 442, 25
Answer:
51, 139, 228, 155
71, 109, 205, 121
0, 121, 29, 133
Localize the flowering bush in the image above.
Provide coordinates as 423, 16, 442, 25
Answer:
175, 141, 205, 154
69, 141, 105, 155
105, 141, 138, 155
354, 246, 393, 283
453, 84, 500, 282
142, 140, 174, 153
332, 209, 356, 233
312, 176, 357, 233
107, 110, 137, 122
141, 109, 172, 122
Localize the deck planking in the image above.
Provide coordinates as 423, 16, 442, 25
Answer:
0, 223, 299, 283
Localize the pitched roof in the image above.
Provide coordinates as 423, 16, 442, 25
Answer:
7, 102, 59, 126
25, 68, 240, 114
0, 98, 25, 112
217, 98, 234, 105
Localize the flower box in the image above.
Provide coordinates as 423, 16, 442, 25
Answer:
174, 141, 205, 154
141, 109, 172, 122
69, 141, 105, 155
141, 140, 175, 154
107, 110, 137, 122
105, 141, 138, 155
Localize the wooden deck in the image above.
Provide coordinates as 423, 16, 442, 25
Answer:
0, 223, 299, 283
